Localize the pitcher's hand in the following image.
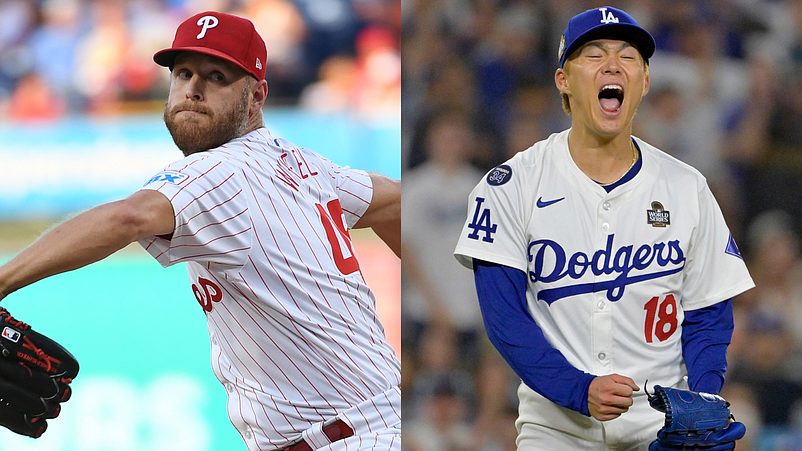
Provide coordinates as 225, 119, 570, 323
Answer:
588, 374, 639, 421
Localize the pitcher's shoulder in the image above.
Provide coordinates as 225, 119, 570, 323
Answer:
633, 136, 709, 188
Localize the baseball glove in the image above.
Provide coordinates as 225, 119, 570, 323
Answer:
0, 307, 79, 438
647, 385, 746, 451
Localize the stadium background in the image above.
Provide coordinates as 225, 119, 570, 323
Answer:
0, 0, 399, 450
401, 1, 802, 451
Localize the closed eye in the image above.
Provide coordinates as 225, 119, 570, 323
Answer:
619, 49, 640, 61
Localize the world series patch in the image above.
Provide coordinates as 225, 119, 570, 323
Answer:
647, 201, 670, 227
487, 165, 512, 186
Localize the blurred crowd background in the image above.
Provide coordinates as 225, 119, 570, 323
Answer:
401, 1, 802, 450
0, 0, 400, 121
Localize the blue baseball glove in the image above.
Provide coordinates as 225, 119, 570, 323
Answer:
647, 385, 746, 451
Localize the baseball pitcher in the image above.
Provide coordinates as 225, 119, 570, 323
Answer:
454, 6, 753, 451
0, 11, 400, 451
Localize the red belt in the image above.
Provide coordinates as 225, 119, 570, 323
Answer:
282, 419, 354, 451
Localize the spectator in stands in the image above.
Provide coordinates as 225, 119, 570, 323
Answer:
402, 109, 486, 367
0, 0, 400, 117
299, 55, 357, 114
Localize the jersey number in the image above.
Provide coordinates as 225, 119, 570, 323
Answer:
316, 200, 360, 275
644, 294, 678, 343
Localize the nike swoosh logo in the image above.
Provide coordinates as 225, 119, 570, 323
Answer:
536, 196, 565, 208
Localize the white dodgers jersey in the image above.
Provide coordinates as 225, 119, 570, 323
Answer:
139, 128, 401, 450
454, 129, 754, 442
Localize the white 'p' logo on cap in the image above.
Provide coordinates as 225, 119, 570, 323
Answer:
196, 15, 219, 39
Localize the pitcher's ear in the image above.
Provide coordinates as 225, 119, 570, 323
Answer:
555, 68, 571, 95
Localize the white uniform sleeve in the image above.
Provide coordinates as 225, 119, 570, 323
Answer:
137, 156, 252, 268
307, 148, 373, 229
454, 165, 529, 272
681, 181, 755, 310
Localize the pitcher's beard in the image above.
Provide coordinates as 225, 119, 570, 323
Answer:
164, 86, 250, 157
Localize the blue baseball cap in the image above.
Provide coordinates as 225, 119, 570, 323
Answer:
558, 6, 655, 68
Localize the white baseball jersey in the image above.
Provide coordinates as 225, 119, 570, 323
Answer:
454, 129, 754, 443
138, 128, 401, 450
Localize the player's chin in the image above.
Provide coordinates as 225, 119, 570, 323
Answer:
595, 107, 635, 132
594, 118, 628, 136
165, 112, 210, 138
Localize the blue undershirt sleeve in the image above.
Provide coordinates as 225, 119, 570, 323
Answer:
681, 299, 734, 394
473, 259, 597, 416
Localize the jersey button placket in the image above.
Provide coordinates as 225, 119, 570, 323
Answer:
593, 199, 614, 373
591, 293, 612, 373
597, 199, 615, 235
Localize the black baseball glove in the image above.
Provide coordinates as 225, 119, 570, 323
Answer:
0, 307, 79, 437
647, 384, 746, 451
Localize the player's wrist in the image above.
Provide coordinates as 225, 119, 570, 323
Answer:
0, 265, 13, 301
0, 279, 16, 302
0, 278, 18, 301
691, 372, 725, 395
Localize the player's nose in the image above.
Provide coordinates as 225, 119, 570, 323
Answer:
185, 75, 205, 101
601, 56, 622, 74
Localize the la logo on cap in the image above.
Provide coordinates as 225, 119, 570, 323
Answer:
599, 7, 619, 24
196, 15, 219, 39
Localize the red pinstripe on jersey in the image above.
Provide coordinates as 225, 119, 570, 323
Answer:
139, 128, 400, 450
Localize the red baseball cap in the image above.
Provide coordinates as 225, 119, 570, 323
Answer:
154, 11, 267, 80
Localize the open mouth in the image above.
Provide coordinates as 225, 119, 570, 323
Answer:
599, 84, 624, 114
